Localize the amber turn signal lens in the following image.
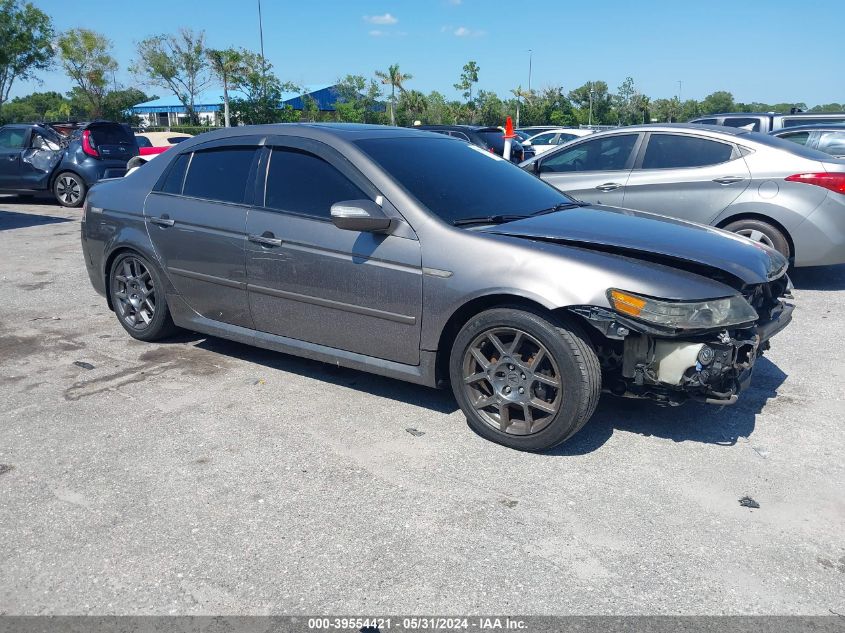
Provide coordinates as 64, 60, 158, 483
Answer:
609, 289, 647, 317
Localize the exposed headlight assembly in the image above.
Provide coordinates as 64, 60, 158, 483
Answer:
607, 289, 759, 330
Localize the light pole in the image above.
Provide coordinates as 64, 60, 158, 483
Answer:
677, 80, 683, 103
588, 81, 595, 127
527, 49, 533, 93
258, 0, 267, 98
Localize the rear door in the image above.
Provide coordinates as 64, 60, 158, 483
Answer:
622, 132, 751, 224
245, 137, 423, 365
536, 133, 641, 206
0, 126, 28, 189
143, 140, 260, 329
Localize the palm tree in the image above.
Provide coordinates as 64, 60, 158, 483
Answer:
375, 63, 412, 126
207, 48, 244, 127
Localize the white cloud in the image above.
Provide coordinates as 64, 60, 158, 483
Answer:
369, 29, 384, 37
364, 13, 398, 25
452, 25, 484, 37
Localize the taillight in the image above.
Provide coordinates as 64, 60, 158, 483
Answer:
785, 172, 845, 195
81, 130, 98, 157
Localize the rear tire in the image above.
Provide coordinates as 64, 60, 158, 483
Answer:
53, 171, 86, 208
723, 218, 790, 259
109, 252, 178, 342
449, 307, 601, 452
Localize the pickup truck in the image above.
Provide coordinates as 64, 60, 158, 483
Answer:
0, 121, 138, 207
690, 111, 845, 134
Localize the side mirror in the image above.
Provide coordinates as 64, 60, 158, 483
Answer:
330, 199, 392, 233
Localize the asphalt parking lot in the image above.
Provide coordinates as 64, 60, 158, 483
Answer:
1, 196, 843, 616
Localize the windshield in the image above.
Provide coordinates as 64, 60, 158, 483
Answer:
355, 136, 574, 225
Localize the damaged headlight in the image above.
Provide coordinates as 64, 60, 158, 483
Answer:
607, 289, 759, 330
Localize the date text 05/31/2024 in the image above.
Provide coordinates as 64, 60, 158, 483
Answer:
307, 617, 528, 630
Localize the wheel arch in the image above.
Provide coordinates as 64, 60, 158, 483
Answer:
433, 293, 592, 385
715, 212, 796, 260
102, 242, 169, 311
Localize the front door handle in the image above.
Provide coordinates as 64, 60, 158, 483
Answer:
248, 233, 282, 247
150, 216, 175, 227
712, 176, 744, 185
596, 182, 622, 192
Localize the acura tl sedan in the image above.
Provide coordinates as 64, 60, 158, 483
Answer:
520, 124, 845, 266
81, 124, 793, 452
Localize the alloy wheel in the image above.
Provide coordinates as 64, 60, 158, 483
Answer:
461, 327, 563, 436
56, 175, 82, 205
112, 257, 156, 329
736, 228, 775, 249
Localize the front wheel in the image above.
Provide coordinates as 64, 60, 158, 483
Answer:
449, 308, 602, 452
109, 252, 178, 341
53, 171, 86, 207
723, 218, 791, 259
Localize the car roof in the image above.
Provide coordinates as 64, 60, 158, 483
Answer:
587, 122, 752, 138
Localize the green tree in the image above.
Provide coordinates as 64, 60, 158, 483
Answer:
334, 74, 369, 123
680, 99, 701, 121
374, 63, 412, 126
652, 97, 682, 122
454, 60, 480, 121
206, 48, 244, 127
424, 90, 449, 124
569, 81, 612, 125
102, 88, 153, 124
700, 90, 734, 115
57, 28, 117, 118
397, 89, 428, 126
132, 29, 211, 125
0, 0, 54, 119
229, 50, 297, 124
810, 103, 844, 113
475, 90, 504, 126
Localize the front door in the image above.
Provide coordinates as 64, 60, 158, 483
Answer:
143, 144, 259, 329
621, 132, 751, 225
245, 141, 423, 366
537, 133, 641, 206
0, 127, 27, 189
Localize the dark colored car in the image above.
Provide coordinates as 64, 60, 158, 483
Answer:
415, 124, 534, 162
770, 124, 845, 158
0, 120, 138, 207
689, 112, 845, 134
80, 123, 792, 452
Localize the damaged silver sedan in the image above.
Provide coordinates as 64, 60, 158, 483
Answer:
80, 124, 793, 451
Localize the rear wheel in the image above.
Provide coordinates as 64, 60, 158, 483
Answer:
723, 218, 790, 259
449, 307, 601, 452
53, 172, 86, 207
109, 252, 178, 341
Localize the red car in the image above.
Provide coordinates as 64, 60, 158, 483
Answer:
135, 132, 192, 156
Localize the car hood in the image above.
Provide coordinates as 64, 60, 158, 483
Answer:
481, 205, 788, 286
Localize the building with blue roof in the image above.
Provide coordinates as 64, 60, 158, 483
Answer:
130, 84, 376, 126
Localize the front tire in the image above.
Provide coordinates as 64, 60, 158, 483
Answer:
53, 171, 86, 207
723, 218, 790, 259
449, 308, 601, 452
109, 252, 178, 341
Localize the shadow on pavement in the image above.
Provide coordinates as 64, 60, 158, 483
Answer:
789, 263, 845, 291
0, 209, 72, 231
553, 356, 788, 456
193, 335, 459, 415
184, 333, 788, 454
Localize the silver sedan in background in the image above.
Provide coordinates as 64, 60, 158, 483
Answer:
520, 124, 845, 266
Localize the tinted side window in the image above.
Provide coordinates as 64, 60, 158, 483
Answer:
159, 153, 190, 194
694, 118, 718, 125
782, 117, 845, 128
540, 134, 638, 173
182, 147, 255, 203
722, 117, 761, 132
817, 131, 845, 156
0, 128, 26, 149
778, 131, 811, 146
530, 132, 556, 144
265, 147, 367, 219
642, 134, 734, 169
135, 136, 152, 148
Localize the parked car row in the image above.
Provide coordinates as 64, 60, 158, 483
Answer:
80, 123, 795, 452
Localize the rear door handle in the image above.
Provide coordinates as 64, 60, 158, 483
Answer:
595, 182, 622, 192
149, 216, 175, 227
712, 176, 744, 185
248, 233, 282, 247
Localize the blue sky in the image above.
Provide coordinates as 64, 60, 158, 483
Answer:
12, 0, 845, 106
